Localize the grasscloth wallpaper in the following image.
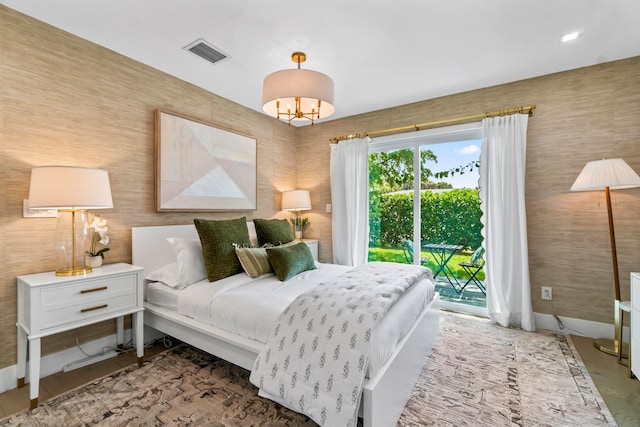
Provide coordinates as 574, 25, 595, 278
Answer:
1, 5, 639, 372
298, 56, 640, 328
0, 7, 297, 369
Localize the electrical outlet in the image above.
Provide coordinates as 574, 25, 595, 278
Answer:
541, 286, 552, 300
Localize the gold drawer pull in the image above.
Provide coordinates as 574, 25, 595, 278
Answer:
81, 304, 108, 313
81, 286, 108, 294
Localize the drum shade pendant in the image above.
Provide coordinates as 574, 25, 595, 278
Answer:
263, 52, 334, 126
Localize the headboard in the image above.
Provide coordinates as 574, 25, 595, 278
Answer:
132, 222, 257, 275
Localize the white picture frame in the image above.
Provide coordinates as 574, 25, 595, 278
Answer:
155, 109, 257, 212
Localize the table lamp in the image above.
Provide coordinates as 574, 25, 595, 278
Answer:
282, 189, 311, 239
28, 166, 113, 276
570, 158, 640, 356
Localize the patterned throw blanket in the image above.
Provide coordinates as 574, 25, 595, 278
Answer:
249, 262, 431, 427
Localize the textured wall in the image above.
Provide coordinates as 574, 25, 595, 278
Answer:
0, 7, 296, 369
2, 5, 639, 373
297, 56, 640, 327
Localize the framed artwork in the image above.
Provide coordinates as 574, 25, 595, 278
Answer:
155, 109, 257, 211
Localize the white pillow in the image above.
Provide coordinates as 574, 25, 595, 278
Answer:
146, 262, 181, 288
167, 237, 208, 288
247, 221, 258, 247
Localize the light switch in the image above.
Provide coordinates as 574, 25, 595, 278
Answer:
326, 204, 332, 213
23, 199, 57, 218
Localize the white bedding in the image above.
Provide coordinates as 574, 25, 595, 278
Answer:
146, 262, 434, 375
146, 281, 179, 309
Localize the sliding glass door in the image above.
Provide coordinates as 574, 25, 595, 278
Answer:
367, 123, 487, 316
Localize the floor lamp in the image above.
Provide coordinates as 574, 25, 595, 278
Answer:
570, 158, 640, 356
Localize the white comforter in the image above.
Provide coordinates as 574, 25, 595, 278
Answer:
174, 262, 434, 375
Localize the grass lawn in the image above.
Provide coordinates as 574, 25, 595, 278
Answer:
368, 246, 485, 281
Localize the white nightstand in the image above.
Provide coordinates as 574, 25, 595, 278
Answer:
300, 239, 318, 261
16, 263, 144, 409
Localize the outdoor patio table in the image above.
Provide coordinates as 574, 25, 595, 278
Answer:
422, 243, 464, 292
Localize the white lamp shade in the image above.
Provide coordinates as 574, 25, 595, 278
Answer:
263, 68, 335, 121
282, 189, 311, 211
570, 158, 640, 192
29, 166, 114, 209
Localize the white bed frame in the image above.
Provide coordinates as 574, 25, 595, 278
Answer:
132, 224, 440, 427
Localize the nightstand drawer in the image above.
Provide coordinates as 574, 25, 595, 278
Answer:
40, 275, 136, 308
40, 275, 137, 330
41, 294, 137, 330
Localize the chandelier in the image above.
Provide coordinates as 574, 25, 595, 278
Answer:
262, 52, 335, 125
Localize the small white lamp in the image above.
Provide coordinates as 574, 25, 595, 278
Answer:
571, 158, 640, 356
282, 189, 311, 239
28, 166, 113, 276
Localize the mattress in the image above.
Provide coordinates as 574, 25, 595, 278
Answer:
146, 281, 179, 309
146, 262, 435, 375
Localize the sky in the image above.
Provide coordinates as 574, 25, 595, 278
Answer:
423, 138, 482, 189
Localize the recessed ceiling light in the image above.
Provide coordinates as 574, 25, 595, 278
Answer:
560, 29, 583, 44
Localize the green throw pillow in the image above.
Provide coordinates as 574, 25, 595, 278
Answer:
254, 218, 294, 246
266, 242, 316, 281
194, 217, 251, 282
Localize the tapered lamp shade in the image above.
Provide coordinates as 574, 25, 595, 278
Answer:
570, 158, 640, 191
29, 166, 113, 209
29, 166, 113, 276
281, 190, 311, 211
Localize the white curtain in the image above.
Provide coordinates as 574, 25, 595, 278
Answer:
479, 114, 535, 331
330, 137, 370, 266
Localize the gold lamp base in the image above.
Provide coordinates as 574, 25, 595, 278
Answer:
593, 337, 629, 358
55, 266, 92, 277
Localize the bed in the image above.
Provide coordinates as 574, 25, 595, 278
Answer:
132, 223, 440, 427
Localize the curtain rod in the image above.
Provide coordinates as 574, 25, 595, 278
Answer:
329, 104, 536, 143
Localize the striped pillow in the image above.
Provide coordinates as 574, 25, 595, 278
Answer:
235, 246, 272, 278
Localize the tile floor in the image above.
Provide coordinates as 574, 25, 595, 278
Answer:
0, 335, 638, 425
570, 334, 640, 427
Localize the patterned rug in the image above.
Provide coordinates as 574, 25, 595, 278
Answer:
0, 312, 616, 426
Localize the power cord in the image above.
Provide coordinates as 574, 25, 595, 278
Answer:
157, 335, 173, 348
75, 336, 120, 358
553, 314, 565, 331
551, 312, 586, 336
74, 335, 173, 358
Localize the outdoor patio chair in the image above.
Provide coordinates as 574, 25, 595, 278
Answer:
402, 239, 429, 266
459, 246, 486, 294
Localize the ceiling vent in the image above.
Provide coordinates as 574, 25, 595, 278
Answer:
183, 39, 229, 65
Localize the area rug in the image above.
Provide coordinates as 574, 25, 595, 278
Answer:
0, 312, 616, 426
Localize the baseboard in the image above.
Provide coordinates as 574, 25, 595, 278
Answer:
533, 312, 629, 341
438, 303, 627, 341
0, 325, 165, 394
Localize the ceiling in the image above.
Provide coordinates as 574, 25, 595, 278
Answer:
2, 0, 639, 126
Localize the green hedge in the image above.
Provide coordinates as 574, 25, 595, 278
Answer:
371, 188, 482, 250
